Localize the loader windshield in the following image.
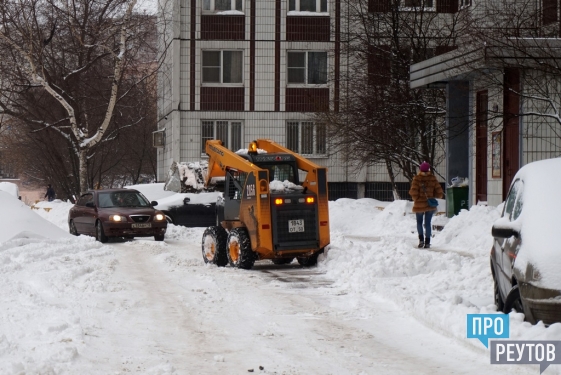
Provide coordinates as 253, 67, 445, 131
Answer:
261, 163, 297, 183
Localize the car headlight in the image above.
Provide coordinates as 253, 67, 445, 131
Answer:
109, 215, 126, 222
155, 213, 165, 221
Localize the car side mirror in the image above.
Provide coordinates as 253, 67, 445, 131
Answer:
492, 225, 519, 239
85, 202, 95, 208
183, 197, 190, 205
151, 201, 158, 207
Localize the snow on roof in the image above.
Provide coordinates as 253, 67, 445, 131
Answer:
236, 148, 267, 155
269, 179, 303, 192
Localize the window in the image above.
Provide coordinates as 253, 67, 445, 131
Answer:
287, 52, 327, 84
201, 120, 242, 153
502, 180, 522, 220
403, 0, 433, 7
286, 121, 326, 155
203, 0, 242, 11
289, 0, 328, 12
543, 0, 558, 25
77, 193, 93, 207
202, 51, 243, 84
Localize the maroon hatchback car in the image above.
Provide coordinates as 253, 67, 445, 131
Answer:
68, 189, 167, 242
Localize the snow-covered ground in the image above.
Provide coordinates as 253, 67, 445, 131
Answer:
1, 191, 560, 374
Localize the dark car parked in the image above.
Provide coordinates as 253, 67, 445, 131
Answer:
491, 158, 561, 325
159, 196, 217, 227
155, 193, 222, 228
69, 189, 167, 243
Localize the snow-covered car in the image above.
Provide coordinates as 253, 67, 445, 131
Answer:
68, 189, 167, 242
490, 158, 561, 325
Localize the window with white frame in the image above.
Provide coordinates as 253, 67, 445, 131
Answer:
286, 121, 326, 155
202, 51, 243, 84
203, 0, 243, 11
289, 0, 327, 12
287, 51, 327, 85
201, 120, 243, 153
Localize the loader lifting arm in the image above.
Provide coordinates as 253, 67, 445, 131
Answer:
204, 139, 263, 187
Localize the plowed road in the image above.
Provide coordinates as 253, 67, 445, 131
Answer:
73, 235, 532, 375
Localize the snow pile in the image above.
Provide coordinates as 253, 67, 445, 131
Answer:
432, 204, 501, 256
0, 235, 112, 373
0, 181, 19, 198
163, 161, 212, 193
269, 179, 304, 192
0, 192, 72, 243
322, 199, 561, 354
32, 200, 75, 231
4, 186, 561, 373
328, 198, 387, 236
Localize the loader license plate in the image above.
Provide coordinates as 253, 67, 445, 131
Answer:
131, 223, 151, 229
288, 219, 305, 233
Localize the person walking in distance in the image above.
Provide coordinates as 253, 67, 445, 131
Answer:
45, 184, 56, 202
409, 162, 443, 248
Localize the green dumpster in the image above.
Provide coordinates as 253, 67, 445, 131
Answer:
446, 186, 469, 217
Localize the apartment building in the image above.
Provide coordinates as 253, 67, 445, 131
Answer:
410, 0, 561, 207
157, 0, 458, 200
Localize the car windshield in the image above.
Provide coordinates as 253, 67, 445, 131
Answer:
98, 192, 151, 208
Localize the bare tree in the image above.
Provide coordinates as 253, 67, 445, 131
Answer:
0, 0, 169, 196
317, 0, 471, 198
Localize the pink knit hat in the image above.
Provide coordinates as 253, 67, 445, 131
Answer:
419, 162, 430, 172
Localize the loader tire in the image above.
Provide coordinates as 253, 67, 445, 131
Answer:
271, 258, 294, 265
227, 228, 255, 270
296, 249, 324, 267
202, 226, 228, 267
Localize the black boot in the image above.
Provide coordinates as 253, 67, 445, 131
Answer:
418, 236, 424, 248
424, 239, 431, 249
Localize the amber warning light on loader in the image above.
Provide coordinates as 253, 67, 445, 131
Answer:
248, 141, 258, 154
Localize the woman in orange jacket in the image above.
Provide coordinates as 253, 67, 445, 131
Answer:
409, 162, 444, 248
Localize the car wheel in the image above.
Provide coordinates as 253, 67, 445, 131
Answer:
202, 226, 228, 266
503, 284, 525, 316
154, 234, 165, 242
69, 220, 78, 236
227, 227, 255, 270
95, 221, 108, 243
494, 277, 505, 312
271, 258, 294, 265
124, 236, 134, 241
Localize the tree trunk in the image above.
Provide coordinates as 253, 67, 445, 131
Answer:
79, 149, 89, 195
385, 159, 401, 201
